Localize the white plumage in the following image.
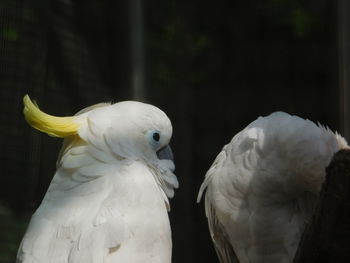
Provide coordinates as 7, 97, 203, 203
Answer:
198, 112, 348, 263
17, 98, 178, 263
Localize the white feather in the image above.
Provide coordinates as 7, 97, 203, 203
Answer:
198, 111, 348, 263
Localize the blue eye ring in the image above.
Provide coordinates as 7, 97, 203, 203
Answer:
147, 130, 161, 148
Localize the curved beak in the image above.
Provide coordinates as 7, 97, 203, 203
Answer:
156, 145, 174, 161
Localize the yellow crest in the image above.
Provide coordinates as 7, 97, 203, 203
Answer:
23, 95, 79, 137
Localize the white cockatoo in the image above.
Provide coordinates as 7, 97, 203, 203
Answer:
197, 112, 348, 263
17, 95, 178, 263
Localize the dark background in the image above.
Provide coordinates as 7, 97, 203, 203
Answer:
1, 0, 350, 262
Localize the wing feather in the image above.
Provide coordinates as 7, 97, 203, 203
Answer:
17, 138, 126, 263
205, 192, 239, 263
198, 146, 239, 263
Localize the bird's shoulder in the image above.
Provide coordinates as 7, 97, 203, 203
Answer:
17, 139, 132, 263
217, 112, 347, 194
17, 181, 127, 263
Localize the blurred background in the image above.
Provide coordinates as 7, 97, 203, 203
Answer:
1, 0, 350, 262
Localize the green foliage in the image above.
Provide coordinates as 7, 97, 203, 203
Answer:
2, 28, 18, 41
291, 6, 312, 37
259, 0, 327, 39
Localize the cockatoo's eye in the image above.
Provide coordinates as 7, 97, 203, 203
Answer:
153, 132, 160, 142
147, 130, 161, 148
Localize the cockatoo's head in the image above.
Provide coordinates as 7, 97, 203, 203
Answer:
75, 100, 174, 162
23, 95, 178, 198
